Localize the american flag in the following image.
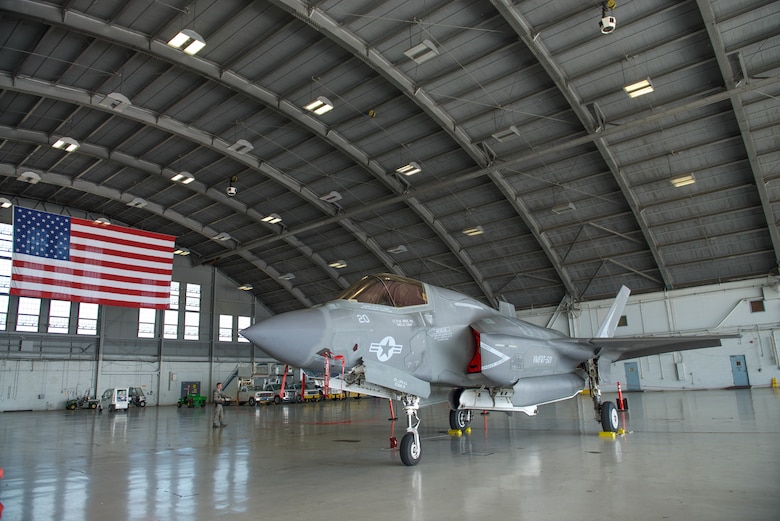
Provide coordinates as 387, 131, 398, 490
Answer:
11, 207, 175, 309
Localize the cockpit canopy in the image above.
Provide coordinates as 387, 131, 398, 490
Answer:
336, 273, 427, 308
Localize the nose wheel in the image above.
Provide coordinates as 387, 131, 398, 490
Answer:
399, 395, 421, 466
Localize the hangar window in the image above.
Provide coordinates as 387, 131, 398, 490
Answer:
48, 300, 71, 334
219, 314, 233, 341
0, 295, 7, 331
184, 283, 201, 340
0, 223, 10, 294
163, 281, 179, 339
138, 308, 156, 338
77, 303, 98, 335
238, 315, 251, 342
164, 309, 178, 339
336, 273, 427, 307
16, 297, 41, 332
749, 300, 765, 313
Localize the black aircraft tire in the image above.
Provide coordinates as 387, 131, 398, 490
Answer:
449, 409, 470, 430
601, 401, 619, 432
400, 433, 421, 466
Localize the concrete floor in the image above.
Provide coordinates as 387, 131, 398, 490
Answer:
0, 389, 778, 521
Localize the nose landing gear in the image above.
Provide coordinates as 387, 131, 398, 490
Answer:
399, 395, 421, 466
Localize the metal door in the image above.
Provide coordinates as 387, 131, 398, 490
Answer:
624, 362, 641, 391
729, 355, 750, 388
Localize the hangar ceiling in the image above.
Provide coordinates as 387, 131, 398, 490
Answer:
0, 0, 778, 315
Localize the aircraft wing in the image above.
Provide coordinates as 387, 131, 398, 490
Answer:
590, 334, 740, 363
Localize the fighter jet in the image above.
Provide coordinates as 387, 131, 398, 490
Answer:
241, 273, 732, 466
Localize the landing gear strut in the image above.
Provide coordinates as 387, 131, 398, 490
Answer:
399, 395, 421, 466
587, 358, 619, 432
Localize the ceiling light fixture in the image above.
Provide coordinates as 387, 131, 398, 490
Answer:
126, 197, 147, 208
0, 197, 12, 209
319, 191, 342, 203
671, 174, 696, 187
387, 245, 408, 254
395, 162, 421, 176
227, 139, 254, 154
171, 171, 195, 184
261, 214, 282, 224
52, 137, 80, 152
278, 273, 295, 281
624, 78, 654, 98
237, 284, 253, 291
552, 202, 576, 214
173, 247, 191, 256
213, 232, 232, 241
167, 29, 206, 55
98, 92, 131, 112
18, 171, 41, 184
492, 125, 521, 142
93, 217, 110, 225
328, 260, 347, 269
462, 226, 484, 237
404, 39, 439, 64
304, 96, 334, 115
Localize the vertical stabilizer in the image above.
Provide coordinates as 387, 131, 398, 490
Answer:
595, 286, 630, 338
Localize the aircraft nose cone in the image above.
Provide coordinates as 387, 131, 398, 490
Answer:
240, 308, 326, 369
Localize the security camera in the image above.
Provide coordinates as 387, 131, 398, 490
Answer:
226, 185, 237, 197
600, 16, 616, 34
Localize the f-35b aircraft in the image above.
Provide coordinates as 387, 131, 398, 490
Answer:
241, 273, 730, 466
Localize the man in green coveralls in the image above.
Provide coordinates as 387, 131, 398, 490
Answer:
212, 382, 228, 427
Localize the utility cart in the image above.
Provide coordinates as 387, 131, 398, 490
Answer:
177, 393, 207, 408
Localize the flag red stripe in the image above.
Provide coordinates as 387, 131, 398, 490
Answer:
9, 288, 169, 309
11, 273, 171, 297
69, 248, 173, 273
71, 216, 175, 244
13, 259, 171, 282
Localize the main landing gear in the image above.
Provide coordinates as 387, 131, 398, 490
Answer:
399, 395, 421, 466
587, 358, 619, 432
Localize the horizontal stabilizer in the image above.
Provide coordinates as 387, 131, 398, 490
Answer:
593, 334, 739, 363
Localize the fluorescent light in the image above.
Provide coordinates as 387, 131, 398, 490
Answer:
261, 214, 282, 224
404, 39, 439, 64
227, 139, 253, 154
98, 92, 131, 112
671, 174, 696, 187
93, 217, 110, 225
174, 247, 191, 256
304, 96, 334, 115
624, 78, 654, 98
167, 29, 206, 55
395, 162, 421, 176
52, 137, 79, 152
171, 171, 195, 184
238, 284, 253, 291
387, 245, 408, 254
0, 197, 12, 209
492, 125, 520, 142
278, 273, 295, 281
328, 260, 347, 269
462, 226, 484, 236
552, 202, 576, 214
213, 232, 232, 241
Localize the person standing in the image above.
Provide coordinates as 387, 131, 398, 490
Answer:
212, 382, 228, 428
